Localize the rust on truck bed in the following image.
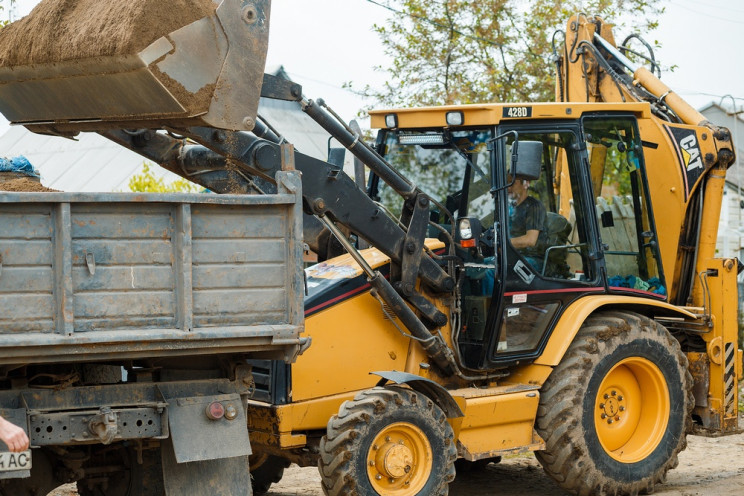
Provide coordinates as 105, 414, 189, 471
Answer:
0, 172, 305, 366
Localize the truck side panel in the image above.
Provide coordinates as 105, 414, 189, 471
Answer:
0, 172, 304, 365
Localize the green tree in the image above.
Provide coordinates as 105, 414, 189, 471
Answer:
127, 163, 201, 193
362, 0, 664, 107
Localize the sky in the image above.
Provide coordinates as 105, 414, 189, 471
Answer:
2, 0, 743, 131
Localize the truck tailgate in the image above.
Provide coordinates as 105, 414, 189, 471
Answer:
0, 171, 304, 364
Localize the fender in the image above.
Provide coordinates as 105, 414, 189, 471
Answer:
536, 294, 697, 367
372, 371, 464, 418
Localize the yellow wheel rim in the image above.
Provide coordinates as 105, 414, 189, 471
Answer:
594, 357, 670, 463
366, 422, 433, 495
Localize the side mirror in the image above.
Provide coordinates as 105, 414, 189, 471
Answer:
511, 140, 542, 180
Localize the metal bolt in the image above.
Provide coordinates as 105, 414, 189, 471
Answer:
375, 474, 382, 481
369, 460, 375, 466
601, 413, 607, 419
241, 5, 258, 24
385, 436, 391, 442
389, 478, 395, 483
611, 390, 617, 396
399, 440, 405, 445
599, 403, 605, 409
615, 416, 621, 421
618, 396, 624, 401
243, 116, 256, 131
373, 444, 378, 450
619, 406, 625, 412
604, 394, 609, 400
607, 418, 614, 424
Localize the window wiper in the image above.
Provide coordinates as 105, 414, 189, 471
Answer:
447, 137, 488, 181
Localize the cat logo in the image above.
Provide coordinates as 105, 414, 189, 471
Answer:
663, 125, 706, 200
679, 134, 703, 171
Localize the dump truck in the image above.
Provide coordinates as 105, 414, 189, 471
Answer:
0, 1, 740, 495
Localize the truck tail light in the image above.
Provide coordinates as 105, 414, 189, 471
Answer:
206, 401, 225, 420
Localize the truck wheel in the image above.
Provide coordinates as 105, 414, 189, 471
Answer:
318, 386, 456, 495
77, 446, 164, 496
535, 310, 693, 495
249, 452, 290, 495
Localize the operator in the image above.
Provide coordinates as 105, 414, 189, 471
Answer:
507, 174, 547, 270
0, 415, 29, 452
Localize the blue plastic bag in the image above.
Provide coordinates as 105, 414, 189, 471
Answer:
0, 156, 40, 178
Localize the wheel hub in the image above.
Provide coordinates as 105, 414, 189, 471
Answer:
376, 442, 413, 479
594, 357, 670, 463
598, 389, 625, 422
366, 422, 432, 494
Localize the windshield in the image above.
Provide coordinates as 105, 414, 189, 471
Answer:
375, 129, 493, 225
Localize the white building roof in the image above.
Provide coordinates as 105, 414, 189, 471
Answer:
0, 66, 338, 192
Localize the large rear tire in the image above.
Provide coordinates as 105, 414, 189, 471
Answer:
535, 310, 693, 495
318, 386, 456, 496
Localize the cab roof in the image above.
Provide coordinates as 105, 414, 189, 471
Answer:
369, 101, 653, 129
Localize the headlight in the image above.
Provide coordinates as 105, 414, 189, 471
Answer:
459, 219, 473, 239
385, 114, 398, 128
445, 111, 464, 126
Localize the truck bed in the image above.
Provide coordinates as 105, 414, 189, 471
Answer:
0, 171, 304, 365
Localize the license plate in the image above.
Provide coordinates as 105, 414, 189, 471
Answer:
0, 451, 31, 472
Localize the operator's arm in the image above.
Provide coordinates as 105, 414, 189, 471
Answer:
510, 198, 546, 249
0, 416, 29, 453
511, 229, 540, 249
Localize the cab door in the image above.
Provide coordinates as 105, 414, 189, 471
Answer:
458, 122, 605, 369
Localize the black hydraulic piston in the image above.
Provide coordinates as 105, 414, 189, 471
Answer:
301, 98, 418, 201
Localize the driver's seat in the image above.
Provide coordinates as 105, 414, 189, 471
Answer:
542, 212, 573, 278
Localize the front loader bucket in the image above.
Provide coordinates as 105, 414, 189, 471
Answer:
0, 0, 270, 135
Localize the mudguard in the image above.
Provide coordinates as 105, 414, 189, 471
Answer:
372, 371, 463, 418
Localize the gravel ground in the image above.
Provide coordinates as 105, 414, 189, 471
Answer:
264, 431, 744, 496
47, 430, 744, 496
47, 383, 744, 496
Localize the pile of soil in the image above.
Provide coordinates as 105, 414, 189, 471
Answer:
0, 0, 217, 66
0, 173, 57, 192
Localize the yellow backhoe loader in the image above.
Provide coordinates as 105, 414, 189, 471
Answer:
0, 2, 739, 495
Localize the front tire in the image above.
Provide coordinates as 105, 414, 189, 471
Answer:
249, 452, 290, 496
535, 310, 692, 495
318, 386, 456, 495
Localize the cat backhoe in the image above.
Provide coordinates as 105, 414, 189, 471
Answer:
0, 2, 739, 495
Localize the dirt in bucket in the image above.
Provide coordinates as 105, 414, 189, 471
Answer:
0, 0, 217, 66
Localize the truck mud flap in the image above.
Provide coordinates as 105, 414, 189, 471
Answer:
165, 393, 251, 463
161, 437, 250, 496
161, 393, 252, 494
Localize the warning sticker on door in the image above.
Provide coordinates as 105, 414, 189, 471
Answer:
512, 294, 527, 304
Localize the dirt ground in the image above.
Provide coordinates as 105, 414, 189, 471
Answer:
264, 431, 744, 496
45, 429, 744, 496
47, 383, 744, 496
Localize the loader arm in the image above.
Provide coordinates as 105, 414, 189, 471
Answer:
0, 0, 464, 378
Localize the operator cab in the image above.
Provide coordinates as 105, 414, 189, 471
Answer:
369, 106, 665, 370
